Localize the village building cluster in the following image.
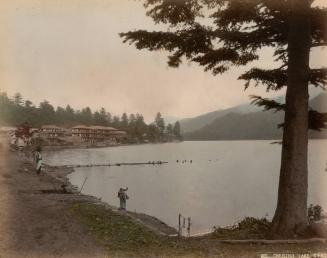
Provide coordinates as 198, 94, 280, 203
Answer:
0, 125, 127, 147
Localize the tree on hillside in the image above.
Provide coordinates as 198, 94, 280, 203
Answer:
166, 123, 173, 134
91, 108, 108, 126
10, 93, 26, 125
112, 116, 121, 129
106, 112, 112, 125
24, 100, 33, 108
93, 111, 102, 125
0, 92, 13, 125
79, 107, 93, 125
99, 107, 109, 126
135, 113, 147, 141
65, 105, 75, 124
129, 113, 137, 126
120, 0, 327, 237
55, 106, 67, 125
13, 93, 24, 106
39, 100, 56, 125
173, 121, 182, 140
155, 112, 165, 138
147, 123, 160, 142
120, 113, 129, 129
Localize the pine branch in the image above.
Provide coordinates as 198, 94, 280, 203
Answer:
311, 42, 327, 48
249, 95, 285, 112
240, 68, 287, 91
250, 95, 327, 131
311, 7, 327, 46
192, 48, 258, 75
240, 68, 327, 91
309, 109, 327, 131
310, 68, 327, 89
144, 0, 203, 25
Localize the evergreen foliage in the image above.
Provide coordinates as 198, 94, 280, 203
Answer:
0, 91, 182, 143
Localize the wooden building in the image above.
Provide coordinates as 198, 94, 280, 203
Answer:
40, 125, 65, 139
71, 125, 127, 144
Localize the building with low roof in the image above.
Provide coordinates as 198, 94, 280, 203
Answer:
40, 125, 65, 139
71, 125, 127, 144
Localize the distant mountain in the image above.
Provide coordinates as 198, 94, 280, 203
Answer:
183, 111, 284, 140
183, 92, 327, 141
163, 116, 180, 125
309, 91, 327, 111
180, 102, 260, 133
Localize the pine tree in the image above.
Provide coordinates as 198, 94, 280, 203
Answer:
80, 107, 93, 125
99, 107, 109, 126
13, 93, 24, 106
173, 121, 182, 140
120, 113, 129, 129
120, 0, 327, 237
39, 100, 56, 125
166, 123, 173, 134
112, 116, 121, 129
155, 112, 165, 137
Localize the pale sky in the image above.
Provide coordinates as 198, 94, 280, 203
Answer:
0, 0, 326, 122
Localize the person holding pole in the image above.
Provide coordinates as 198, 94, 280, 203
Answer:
117, 187, 129, 211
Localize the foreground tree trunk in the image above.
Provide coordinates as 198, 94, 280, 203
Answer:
271, 0, 311, 238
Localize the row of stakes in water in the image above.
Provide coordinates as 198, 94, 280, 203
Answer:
178, 214, 191, 237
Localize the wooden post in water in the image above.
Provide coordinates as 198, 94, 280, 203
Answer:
187, 217, 191, 237
178, 214, 182, 236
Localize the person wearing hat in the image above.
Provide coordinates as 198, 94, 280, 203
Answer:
117, 187, 129, 210
34, 146, 42, 175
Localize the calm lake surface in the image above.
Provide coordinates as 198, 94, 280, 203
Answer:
44, 140, 327, 235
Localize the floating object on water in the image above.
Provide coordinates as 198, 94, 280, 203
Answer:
62, 161, 169, 168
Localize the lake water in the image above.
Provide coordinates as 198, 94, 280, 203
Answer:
44, 140, 327, 235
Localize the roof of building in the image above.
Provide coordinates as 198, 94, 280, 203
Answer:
89, 125, 118, 131
72, 125, 119, 131
71, 125, 90, 129
112, 130, 127, 135
41, 125, 63, 129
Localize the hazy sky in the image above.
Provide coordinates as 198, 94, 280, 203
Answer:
0, 0, 326, 122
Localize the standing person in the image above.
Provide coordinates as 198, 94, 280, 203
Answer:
117, 187, 129, 210
34, 146, 42, 175
17, 137, 25, 158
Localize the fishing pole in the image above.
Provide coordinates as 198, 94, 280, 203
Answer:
79, 176, 88, 194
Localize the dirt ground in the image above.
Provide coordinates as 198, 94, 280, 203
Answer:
0, 143, 106, 258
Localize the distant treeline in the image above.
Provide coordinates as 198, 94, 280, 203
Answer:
0, 92, 182, 143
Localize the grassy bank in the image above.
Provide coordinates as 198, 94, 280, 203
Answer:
70, 202, 327, 258
70, 202, 203, 257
